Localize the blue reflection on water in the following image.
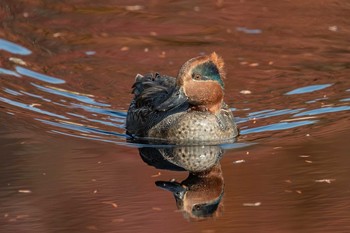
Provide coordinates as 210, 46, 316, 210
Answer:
67, 112, 123, 128
306, 97, 328, 104
0, 96, 68, 119
248, 108, 304, 119
340, 98, 350, 102
0, 68, 22, 77
71, 103, 127, 118
236, 27, 262, 34
4, 88, 23, 96
0, 38, 32, 55
285, 84, 333, 95
20, 91, 51, 102
37, 118, 126, 137
294, 106, 350, 117
16, 66, 65, 84
240, 120, 317, 135
85, 51, 96, 55
31, 83, 110, 107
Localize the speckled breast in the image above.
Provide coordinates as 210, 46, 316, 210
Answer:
148, 110, 238, 144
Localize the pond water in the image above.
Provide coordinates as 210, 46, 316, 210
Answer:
1, 1, 350, 232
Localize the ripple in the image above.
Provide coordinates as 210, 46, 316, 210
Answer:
0, 38, 32, 55
0, 96, 68, 119
36, 118, 124, 136
240, 120, 318, 135
20, 91, 51, 102
71, 103, 127, 118
4, 88, 23, 96
294, 106, 350, 117
236, 27, 262, 34
248, 108, 304, 119
285, 84, 333, 95
0, 67, 22, 77
31, 83, 110, 107
15, 66, 65, 84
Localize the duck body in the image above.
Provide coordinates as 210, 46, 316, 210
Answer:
126, 53, 238, 144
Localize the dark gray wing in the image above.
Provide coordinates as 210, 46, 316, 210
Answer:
126, 73, 188, 137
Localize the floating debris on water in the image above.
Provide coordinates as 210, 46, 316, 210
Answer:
315, 179, 336, 184
233, 159, 245, 164
9, 57, 27, 66
151, 172, 161, 177
102, 201, 118, 208
18, 189, 32, 193
120, 46, 129, 51
243, 202, 261, 207
240, 90, 252, 95
328, 25, 338, 32
125, 5, 144, 11
249, 63, 259, 67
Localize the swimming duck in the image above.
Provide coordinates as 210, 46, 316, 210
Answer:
126, 52, 238, 144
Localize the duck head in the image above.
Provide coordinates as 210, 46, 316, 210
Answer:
156, 52, 226, 114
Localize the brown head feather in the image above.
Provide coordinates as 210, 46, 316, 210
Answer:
209, 52, 226, 79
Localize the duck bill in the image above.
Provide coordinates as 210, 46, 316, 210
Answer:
155, 181, 187, 199
155, 87, 187, 111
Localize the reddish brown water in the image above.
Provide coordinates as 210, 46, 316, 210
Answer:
1, 1, 350, 232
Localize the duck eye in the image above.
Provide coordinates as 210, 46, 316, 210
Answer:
192, 73, 201, 80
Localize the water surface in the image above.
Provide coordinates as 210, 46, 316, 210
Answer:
1, 1, 350, 232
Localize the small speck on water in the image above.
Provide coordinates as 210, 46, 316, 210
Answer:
233, 159, 245, 164
9, 57, 27, 66
249, 63, 259, 67
85, 51, 96, 56
240, 90, 252, 94
315, 179, 335, 184
125, 5, 143, 11
151, 172, 161, 177
243, 202, 261, 207
102, 201, 118, 208
18, 189, 32, 193
328, 25, 338, 32
159, 51, 166, 58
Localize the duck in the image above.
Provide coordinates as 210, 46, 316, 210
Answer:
126, 52, 238, 144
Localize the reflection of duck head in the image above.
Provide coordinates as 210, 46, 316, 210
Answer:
138, 145, 225, 219
156, 163, 224, 220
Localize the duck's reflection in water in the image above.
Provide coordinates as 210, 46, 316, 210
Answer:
139, 145, 225, 220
